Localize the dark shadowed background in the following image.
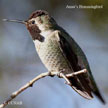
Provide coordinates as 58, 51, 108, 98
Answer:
0, 0, 108, 108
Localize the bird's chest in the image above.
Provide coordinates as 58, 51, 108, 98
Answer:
33, 36, 71, 73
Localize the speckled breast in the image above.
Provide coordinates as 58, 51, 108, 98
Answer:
34, 35, 71, 74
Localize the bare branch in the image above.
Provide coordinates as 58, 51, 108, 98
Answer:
0, 72, 50, 108
66, 69, 87, 77
0, 69, 87, 108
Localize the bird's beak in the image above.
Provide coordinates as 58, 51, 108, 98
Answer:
3, 19, 27, 24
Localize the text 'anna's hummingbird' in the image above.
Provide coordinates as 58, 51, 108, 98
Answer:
3, 10, 105, 104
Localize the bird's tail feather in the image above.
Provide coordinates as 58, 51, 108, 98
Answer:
93, 89, 105, 104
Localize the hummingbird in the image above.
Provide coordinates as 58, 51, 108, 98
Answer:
3, 10, 105, 104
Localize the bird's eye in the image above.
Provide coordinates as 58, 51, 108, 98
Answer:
32, 20, 35, 24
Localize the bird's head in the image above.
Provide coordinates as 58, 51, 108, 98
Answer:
3, 10, 57, 41
26, 10, 56, 31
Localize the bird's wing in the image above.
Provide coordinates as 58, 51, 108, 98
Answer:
53, 30, 105, 103
51, 30, 93, 99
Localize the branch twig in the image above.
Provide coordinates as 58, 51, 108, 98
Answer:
0, 69, 87, 108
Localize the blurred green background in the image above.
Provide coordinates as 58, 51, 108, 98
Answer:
0, 0, 108, 108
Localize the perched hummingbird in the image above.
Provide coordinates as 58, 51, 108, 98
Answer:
3, 10, 105, 104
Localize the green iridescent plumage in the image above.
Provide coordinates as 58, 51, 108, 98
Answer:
5, 10, 105, 104
26, 10, 105, 104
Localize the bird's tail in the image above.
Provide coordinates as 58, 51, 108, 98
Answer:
93, 89, 106, 104
89, 72, 106, 104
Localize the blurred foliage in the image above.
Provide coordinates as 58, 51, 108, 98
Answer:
79, 0, 108, 26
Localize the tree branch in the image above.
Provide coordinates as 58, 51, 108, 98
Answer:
0, 69, 87, 108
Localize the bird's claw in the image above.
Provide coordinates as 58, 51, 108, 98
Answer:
48, 71, 54, 77
64, 81, 71, 85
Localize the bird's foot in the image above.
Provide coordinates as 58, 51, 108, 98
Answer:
48, 71, 55, 77
56, 69, 66, 78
